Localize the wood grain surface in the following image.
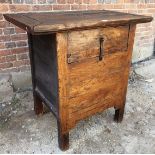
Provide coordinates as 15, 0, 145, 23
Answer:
66, 24, 136, 129
4, 10, 152, 151
4, 10, 153, 33
67, 25, 129, 63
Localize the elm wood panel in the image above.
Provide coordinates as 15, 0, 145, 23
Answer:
4, 10, 153, 33
69, 68, 126, 98
68, 77, 125, 114
32, 34, 59, 114
68, 97, 118, 130
67, 25, 129, 63
67, 63, 129, 130
68, 52, 130, 97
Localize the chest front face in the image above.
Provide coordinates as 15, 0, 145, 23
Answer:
56, 24, 135, 129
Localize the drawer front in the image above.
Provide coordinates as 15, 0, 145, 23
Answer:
67, 25, 129, 63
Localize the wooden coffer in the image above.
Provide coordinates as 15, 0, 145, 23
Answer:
4, 10, 153, 151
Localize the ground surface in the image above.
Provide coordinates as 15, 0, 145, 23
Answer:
0, 59, 155, 154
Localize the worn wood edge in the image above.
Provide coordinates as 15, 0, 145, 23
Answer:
3, 14, 33, 32
114, 24, 136, 110
68, 102, 115, 130
4, 11, 152, 34
56, 32, 70, 134
35, 87, 58, 118
33, 16, 153, 33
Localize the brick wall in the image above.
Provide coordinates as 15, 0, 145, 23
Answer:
0, 0, 155, 72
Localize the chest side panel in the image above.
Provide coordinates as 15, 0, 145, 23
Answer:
32, 34, 58, 114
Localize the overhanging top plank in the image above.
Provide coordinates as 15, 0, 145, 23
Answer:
4, 10, 153, 34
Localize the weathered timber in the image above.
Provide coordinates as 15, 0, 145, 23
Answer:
4, 10, 152, 34
4, 10, 153, 151
67, 25, 129, 63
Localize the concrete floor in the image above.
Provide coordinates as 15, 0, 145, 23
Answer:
0, 59, 155, 153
